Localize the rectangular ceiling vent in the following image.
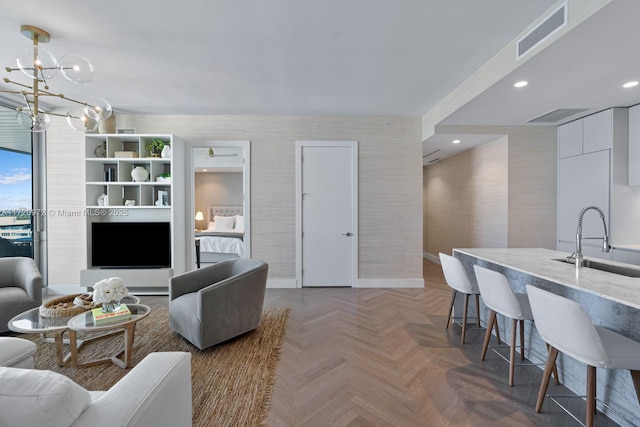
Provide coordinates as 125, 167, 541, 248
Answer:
423, 149, 440, 158
528, 108, 589, 124
517, 2, 567, 60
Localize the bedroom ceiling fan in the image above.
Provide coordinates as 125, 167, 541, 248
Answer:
205, 148, 238, 158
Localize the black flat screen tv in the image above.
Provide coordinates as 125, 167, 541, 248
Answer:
91, 222, 171, 268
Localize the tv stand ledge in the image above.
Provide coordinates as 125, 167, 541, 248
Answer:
81, 267, 173, 291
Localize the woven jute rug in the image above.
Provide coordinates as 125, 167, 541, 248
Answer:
23, 306, 289, 427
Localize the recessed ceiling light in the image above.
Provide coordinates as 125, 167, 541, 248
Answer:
623, 81, 639, 88
452, 139, 461, 144
514, 81, 528, 88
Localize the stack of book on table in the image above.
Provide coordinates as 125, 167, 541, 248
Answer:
91, 304, 132, 325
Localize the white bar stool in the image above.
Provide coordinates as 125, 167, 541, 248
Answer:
473, 265, 552, 386
474, 266, 559, 387
439, 253, 481, 344
526, 285, 640, 427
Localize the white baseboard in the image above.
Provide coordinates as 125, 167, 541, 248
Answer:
357, 278, 424, 288
423, 252, 440, 264
267, 278, 297, 288
266, 278, 424, 288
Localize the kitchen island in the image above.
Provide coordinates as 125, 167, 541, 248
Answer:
453, 248, 640, 426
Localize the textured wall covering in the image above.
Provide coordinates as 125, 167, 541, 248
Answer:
423, 137, 509, 257
195, 172, 243, 223
423, 126, 557, 258
46, 117, 87, 285
507, 127, 557, 248
46, 114, 423, 285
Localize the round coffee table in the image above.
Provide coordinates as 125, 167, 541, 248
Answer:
8, 294, 140, 367
67, 303, 151, 369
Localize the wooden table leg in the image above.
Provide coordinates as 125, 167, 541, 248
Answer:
54, 330, 65, 366
112, 323, 136, 368
68, 329, 80, 367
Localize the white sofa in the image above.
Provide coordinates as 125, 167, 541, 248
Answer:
0, 352, 192, 427
0, 337, 37, 368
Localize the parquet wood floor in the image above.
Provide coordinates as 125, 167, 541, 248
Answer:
140, 261, 619, 426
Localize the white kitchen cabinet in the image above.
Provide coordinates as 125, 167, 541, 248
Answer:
557, 108, 633, 251
628, 104, 640, 185
611, 247, 640, 265
583, 109, 614, 153
557, 150, 610, 243
558, 119, 582, 158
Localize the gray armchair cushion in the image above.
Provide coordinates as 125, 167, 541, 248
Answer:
169, 258, 268, 350
0, 257, 42, 333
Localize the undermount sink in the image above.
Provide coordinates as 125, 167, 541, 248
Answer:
553, 258, 640, 278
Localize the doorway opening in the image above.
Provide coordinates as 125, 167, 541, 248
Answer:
188, 141, 250, 270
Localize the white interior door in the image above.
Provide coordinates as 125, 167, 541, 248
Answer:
296, 141, 358, 287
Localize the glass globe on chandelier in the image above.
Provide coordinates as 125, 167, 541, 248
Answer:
0, 25, 111, 133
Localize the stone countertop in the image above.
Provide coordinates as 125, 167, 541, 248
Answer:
453, 247, 640, 310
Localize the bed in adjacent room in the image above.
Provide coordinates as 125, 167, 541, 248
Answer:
195, 206, 244, 265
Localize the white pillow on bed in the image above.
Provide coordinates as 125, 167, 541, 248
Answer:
213, 215, 235, 230
207, 221, 215, 230
234, 215, 244, 231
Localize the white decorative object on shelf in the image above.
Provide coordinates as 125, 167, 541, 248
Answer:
161, 145, 172, 159
97, 194, 107, 206
155, 190, 169, 206
124, 200, 136, 206
156, 176, 171, 183
131, 166, 149, 182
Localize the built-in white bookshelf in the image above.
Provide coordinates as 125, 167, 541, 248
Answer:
80, 134, 186, 293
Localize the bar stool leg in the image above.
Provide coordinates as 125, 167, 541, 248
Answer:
547, 343, 561, 385
481, 310, 496, 361
509, 318, 517, 386
630, 370, 640, 404
586, 365, 596, 427
446, 289, 457, 329
493, 316, 501, 345
461, 293, 470, 344
475, 294, 481, 328
536, 346, 559, 412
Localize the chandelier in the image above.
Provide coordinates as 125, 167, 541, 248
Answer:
0, 25, 111, 133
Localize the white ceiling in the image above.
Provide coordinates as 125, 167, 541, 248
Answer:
4, 1, 634, 166
440, 0, 640, 128
425, 0, 640, 164
0, 0, 557, 118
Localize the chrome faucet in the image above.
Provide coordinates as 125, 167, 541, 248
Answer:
568, 205, 610, 268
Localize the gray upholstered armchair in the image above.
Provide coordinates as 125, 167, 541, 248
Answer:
0, 257, 42, 333
169, 258, 268, 350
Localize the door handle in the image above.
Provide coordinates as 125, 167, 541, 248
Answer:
341, 232, 353, 237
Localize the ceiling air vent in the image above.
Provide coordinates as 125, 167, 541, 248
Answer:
517, 2, 567, 59
423, 149, 440, 158
528, 108, 589, 124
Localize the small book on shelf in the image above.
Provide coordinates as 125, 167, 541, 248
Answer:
91, 304, 132, 325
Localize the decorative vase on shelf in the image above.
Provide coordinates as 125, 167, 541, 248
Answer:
101, 300, 121, 313
161, 145, 172, 159
131, 166, 149, 182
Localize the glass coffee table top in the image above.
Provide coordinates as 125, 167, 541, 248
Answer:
68, 303, 150, 331
8, 294, 141, 333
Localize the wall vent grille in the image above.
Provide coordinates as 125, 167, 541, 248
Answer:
423, 149, 440, 158
517, 2, 567, 59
